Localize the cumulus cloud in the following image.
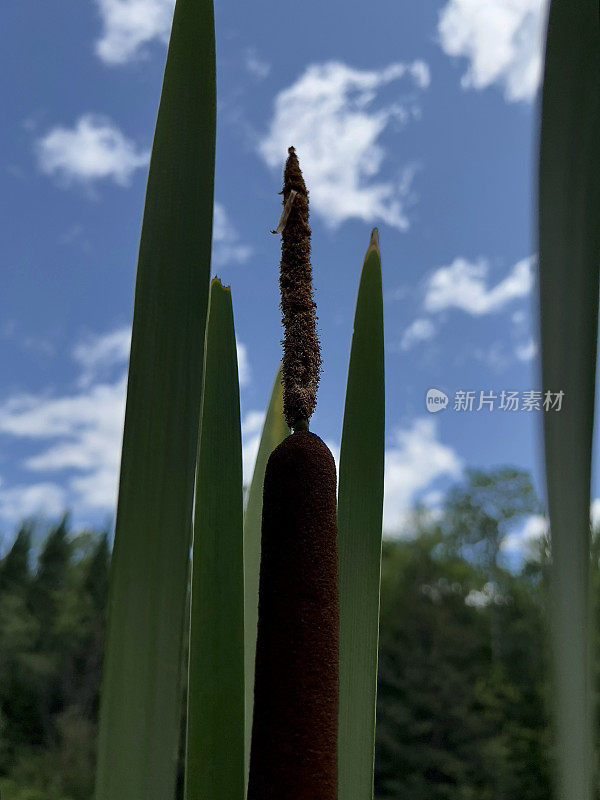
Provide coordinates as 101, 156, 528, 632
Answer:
438, 0, 547, 102
238, 413, 460, 535
257, 60, 430, 231
242, 415, 461, 534
0, 481, 67, 523
400, 318, 436, 351
213, 203, 253, 267
0, 321, 255, 522
73, 326, 131, 387
94, 0, 175, 65
0, 376, 127, 516
424, 256, 534, 316
396, 255, 536, 368
383, 418, 462, 533
36, 114, 149, 188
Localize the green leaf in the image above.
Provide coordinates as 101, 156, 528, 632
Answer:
243, 365, 290, 780
185, 279, 245, 800
337, 229, 385, 800
538, 3, 600, 799
94, 1, 216, 798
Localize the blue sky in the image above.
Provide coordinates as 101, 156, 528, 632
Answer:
1, 0, 562, 556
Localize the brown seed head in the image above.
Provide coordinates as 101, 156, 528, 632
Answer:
247, 431, 338, 799
278, 146, 322, 430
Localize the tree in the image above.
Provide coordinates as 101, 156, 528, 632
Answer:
375, 470, 551, 800
442, 468, 539, 572
0, 525, 32, 596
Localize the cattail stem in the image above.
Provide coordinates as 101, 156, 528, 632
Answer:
247, 147, 339, 798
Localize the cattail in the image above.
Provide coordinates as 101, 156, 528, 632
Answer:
247, 148, 339, 799
278, 145, 322, 431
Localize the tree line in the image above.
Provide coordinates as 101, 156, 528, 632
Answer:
0, 467, 584, 799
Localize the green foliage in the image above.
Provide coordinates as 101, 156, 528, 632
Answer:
338, 229, 385, 800
0, 524, 32, 595
443, 468, 539, 570
0, 467, 582, 799
0, 519, 109, 800
185, 279, 245, 800
376, 530, 551, 800
94, 0, 217, 796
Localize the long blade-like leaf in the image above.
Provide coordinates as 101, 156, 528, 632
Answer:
538, 2, 600, 799
95, 1, 216, 797
185, 279, 245, 800
243, 365, 290, 779
338, 229, 385, 800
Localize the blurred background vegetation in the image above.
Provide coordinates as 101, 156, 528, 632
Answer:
0, 466, 580, 800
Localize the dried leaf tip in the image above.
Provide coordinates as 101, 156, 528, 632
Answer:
366, 227, 379, 257
278, 147, 322, 431
210, 275, 230, 292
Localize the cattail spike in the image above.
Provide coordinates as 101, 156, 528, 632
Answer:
247, 431, 339, 799
248, 147, 339, 799
278, 146, 322, 430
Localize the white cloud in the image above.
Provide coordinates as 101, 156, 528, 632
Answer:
243, 423, 459, 534
36, 114, 149, 188
401, 318, 436, 350
424, 256, 534, 316
438, 0, 547, 102
242, 431, 261, 489
0, 316, 256, 521
521, 513, 548, 542
410, 61, 432, 90
325, 440, 340, 470
245, 48, 270, 80
95, 0, 175, 65
501, 513, 547, 551
73, 326, 131, 387
0, 377, 127, 515
591, 499, 600, 529
421, 489, 445, 509
383, 418, 462, 533
73, 327, 131, 370
242, 411, 265, 438
236, 343, 251, 387
257, 60, 430, 231
0, 481, 67, 523
240, 421, 339, 495
240, 410, 268, 488
213, 203, 253, 267
0, 317, 250, 522
515, 338, 538, 361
